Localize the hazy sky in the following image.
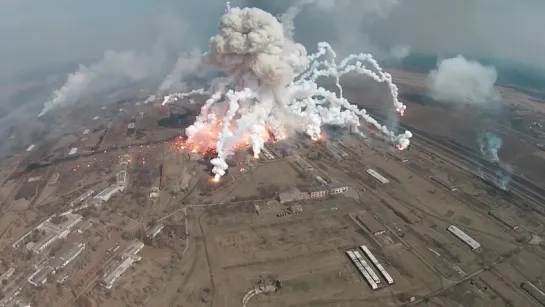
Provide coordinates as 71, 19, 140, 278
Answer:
1, 0, 544, 83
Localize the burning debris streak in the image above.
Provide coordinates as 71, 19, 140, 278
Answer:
166, 4, 412, 179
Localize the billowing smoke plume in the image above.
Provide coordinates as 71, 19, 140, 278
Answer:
477, 132, 502, 162
145, 49, 203, 104
427, 55, 500, 104
39, 49, 166, 116
164, 5, 411, 180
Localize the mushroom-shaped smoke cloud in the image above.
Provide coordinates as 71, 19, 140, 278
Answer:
164, 4, 411, 180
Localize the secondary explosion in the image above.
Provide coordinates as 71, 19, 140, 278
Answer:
164, 4, 412, 181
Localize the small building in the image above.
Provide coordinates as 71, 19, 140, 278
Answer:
447, 225, 480, 250
26, 144, 35, 152
122, 241, 145, 259
28, 266, 55, 287
95, 184, 124, 202
366, 169, 390, 184
328, 183, 348, 195
69, 190, 94, 207
93, 116, 100, 120
27, 233, 58, 254
52, 243, 85, 269
82, 129, 90, 135
68, 148, 78, 155
0, 267, 15, 282
128, 123, 135, 130
308, 186, 329, 198
146, 224, 164, 239
357, 212, 385, 235
278, 189, 309, 203
521, 281, 545, 306
101, 257, 137, 289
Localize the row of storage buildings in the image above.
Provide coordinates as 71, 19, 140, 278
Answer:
346, 245, 394, 290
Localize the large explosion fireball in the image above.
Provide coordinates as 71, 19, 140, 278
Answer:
165, 3, 412, 181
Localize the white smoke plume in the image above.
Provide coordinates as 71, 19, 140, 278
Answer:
39, 49, 165, 116
145, 49, 203, 104
165, 5, 411, 180
427, 55, 500, 104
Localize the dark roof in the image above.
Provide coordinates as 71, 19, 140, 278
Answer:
328, 182, 347, 189
308, 186, 330, 193
357, 212, 383, 233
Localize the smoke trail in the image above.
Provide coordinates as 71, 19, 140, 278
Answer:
477, 132, 502, 162
39, 49, 166, 116
164, 5, 411, 179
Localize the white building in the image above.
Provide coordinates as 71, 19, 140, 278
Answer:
366, 169, 390, 184
94, 184, 124, 202
448, 225, 481, 250
28, 266, 55, 287
68, 148, 78, 155
26, 145, 35, 152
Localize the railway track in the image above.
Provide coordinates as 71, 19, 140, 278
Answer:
363, 107, 545, 213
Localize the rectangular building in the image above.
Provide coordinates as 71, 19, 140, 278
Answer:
360, 245, 394, 285
52, 243, 85, 269
146, 224, 164, 239
68, 148, 78, 155
346, 251, 378, 290
489, 210, 519, 230
328, 183, 348, 195
357, 212, 385, 235
28, 266, 54, 287
366, 169, 389, 184
26, 145, 35, 152
278, 189, 309, 203
308, 186, 329, 198
447, 225, 480, 250
69, 190, 94, 207
521, 281, 545, 306
28, 233, 58, 254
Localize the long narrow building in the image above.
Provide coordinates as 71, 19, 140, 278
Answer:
360, 245, 394, 285
346, 251, 378, 290
447, 225, 480, 250
353, 251, 381, 285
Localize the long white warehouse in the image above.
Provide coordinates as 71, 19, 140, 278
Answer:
346, 251, 378, 290
360, 245, 394, 285
353, 251, 381, 284
447, 225, 481, 250
366, 169, 390, 184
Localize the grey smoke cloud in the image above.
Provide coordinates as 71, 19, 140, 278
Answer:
0, 0, 543, 155
427, 55, 500, 104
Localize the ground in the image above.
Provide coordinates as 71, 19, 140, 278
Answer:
0, 70, 545, 306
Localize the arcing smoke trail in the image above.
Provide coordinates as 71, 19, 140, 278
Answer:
164, 4, 412, 179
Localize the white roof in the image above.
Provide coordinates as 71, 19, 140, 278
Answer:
68, 148, 78, 155
366, 169, 390, 184
448, 225, 481, 249
83, 129, 90, 135
26, 144, 35, 152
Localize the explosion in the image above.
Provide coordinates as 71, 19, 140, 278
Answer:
166, 4, 412, 179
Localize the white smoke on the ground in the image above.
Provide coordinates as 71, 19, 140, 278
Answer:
164, 5, 411, 180
427, 55, 500, 104
39, 49, 165, 116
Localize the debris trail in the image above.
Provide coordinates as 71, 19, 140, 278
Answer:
164, 4, 411, 179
